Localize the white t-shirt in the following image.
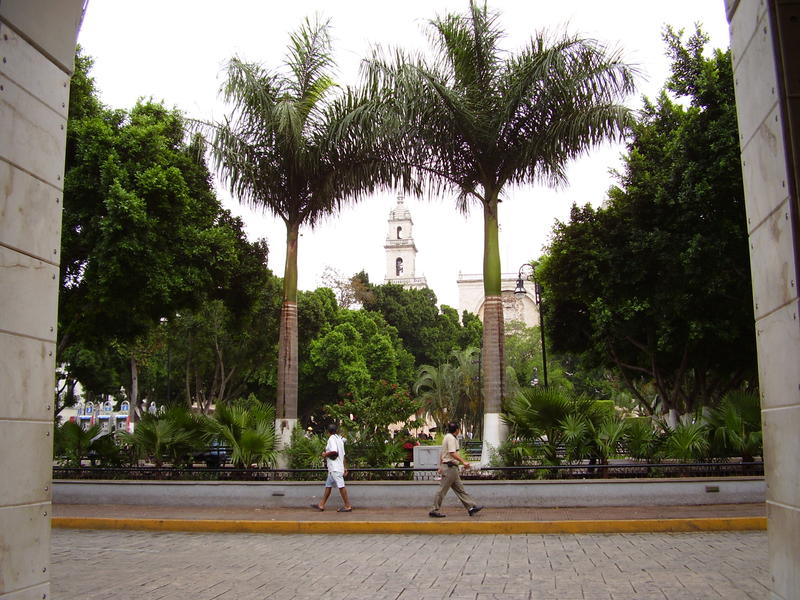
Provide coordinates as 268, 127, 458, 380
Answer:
325, 434, 345, 473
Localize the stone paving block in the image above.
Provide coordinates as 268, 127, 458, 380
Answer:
51, 529, 768, 600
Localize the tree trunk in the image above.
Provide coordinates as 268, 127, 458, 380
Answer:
276, 220, 300, 462
130, 355, 141, 423
480, 194, 507, 462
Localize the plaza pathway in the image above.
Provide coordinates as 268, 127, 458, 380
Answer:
51, 528, 768, 599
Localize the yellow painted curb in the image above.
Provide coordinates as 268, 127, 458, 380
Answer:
52, 516, 766, 535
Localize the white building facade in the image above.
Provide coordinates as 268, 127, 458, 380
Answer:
457, 272, 540, 328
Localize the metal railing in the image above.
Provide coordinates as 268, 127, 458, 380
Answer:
53, 461, 763, 482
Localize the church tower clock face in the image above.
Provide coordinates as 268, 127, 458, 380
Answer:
384, 195, 427, 290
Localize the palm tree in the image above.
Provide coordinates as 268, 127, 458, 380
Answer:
205, 18, 405, 454
449, 347, 482, 435
414, 363, 460, 431
366, 1, 635, 461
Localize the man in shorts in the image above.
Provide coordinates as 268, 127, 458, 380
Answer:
429, 421, 483, 518
311, 423, 352, 512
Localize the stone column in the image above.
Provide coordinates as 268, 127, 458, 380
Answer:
726, 1, 800, 598
0, 2, 84, 597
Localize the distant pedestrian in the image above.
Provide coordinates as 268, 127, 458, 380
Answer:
311, 423, 353, 512
429, 421, 483, 518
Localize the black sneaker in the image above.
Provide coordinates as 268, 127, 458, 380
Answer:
468, 505, 484, 516
429, 510, 446, 518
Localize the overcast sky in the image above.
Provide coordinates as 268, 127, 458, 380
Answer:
77, 1, 731, 309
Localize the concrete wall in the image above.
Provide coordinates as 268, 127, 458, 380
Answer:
53, 477, 766, 509
0, 1, 84, 598
726, 1, 800, 599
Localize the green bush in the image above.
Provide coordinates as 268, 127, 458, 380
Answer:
285, 426, 326, 470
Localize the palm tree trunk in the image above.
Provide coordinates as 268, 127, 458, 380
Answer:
276, 220, 300, 464
480, 194, 507, 463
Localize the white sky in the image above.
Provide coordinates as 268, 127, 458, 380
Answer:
77, 1, 731, 309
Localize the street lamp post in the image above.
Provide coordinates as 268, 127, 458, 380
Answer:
514, 263, 548, 388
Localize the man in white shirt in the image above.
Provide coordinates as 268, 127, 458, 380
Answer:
429, 421, 484, 518
311, 423, 353, 512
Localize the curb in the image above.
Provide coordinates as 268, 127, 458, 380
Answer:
51, 516, 767, 535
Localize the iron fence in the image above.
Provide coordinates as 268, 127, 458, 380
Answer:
53, 461, 763, 482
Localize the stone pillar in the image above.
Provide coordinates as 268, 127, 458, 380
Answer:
0, 1, 84, 597
726, 1, 800, 598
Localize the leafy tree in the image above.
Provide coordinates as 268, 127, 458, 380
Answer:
205, 18, 402, 441
366, 1, 634, 452
308, 309, 415, 403
160, 245, 282, 413
60, 49, 241, 419
538, 28, 755, 418
324, 381, 421, 467
297, 287, 342, 421
360, 282, 479, 366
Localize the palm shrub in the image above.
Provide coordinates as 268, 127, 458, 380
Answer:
204, 395, 278, 469
54, 421, 101, 467
624, 417, 664, 461
664, 416, 710, 462
119, 409, 202, 467
561, 414, 628, 478
560, 413, 592, 463
707, 390, 762, 462
503, 387, 610, 467
489, 438, 544, 479
590, 418, 629, 465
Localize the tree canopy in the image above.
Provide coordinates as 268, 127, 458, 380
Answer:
358, 280, 481, 366
538, 28, 756, 415
58, 49, 279, 416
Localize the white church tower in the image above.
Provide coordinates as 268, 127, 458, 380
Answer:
384, 195, 428, 289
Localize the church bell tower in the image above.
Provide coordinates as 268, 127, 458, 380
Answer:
384, 195, 427, 289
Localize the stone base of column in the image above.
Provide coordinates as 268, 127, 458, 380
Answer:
274, 417, 297, 469
479, 412, 508, 467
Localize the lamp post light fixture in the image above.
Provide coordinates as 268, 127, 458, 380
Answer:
515, 263, 548, 388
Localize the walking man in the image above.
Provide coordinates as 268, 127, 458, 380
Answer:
311, 423, 353, 512
429, 421, 483, 518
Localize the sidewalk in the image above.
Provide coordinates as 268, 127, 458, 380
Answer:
52, 502, 766, 535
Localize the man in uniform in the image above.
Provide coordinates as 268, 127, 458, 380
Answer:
429, 421, 484, 518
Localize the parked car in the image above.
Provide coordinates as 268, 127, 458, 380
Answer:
193, 441, 230, 468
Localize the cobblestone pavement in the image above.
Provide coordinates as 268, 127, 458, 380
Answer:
51, 529, 768, 599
